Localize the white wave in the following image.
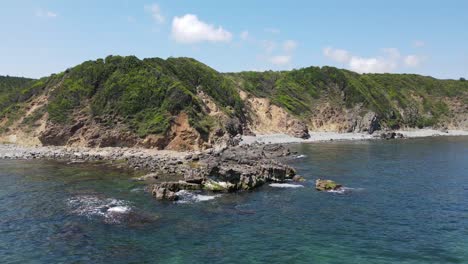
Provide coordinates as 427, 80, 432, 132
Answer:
67, 195, 132, 223
130, 187, 145, 193
107, 206, 131, 213
175, 190, 220, 204
326, 187, 362, 194
269, 183, 304, 188
295, 154, 307, 159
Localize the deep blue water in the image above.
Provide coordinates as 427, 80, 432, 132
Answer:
1, 137, 468, 263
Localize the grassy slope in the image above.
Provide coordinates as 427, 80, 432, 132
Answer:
1, 58, 467, 140
0, 76, 38, 131
227, 67, 468, 129
12, 56, 243, 138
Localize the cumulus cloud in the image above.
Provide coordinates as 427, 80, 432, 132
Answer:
323, 47, 350, 63
283, 40, 297, 52
323, 46, 424, 73
269, 55, 291, 66
171, 14, 232, 44
145, 3, 164, 24
349, 56, 397, 73
404, 55, 423, 67
240, 31, 249, 40
35, 9, 57, 18
262, 40, 276, 54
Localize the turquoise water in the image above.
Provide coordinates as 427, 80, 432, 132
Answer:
1, 137, 468, 263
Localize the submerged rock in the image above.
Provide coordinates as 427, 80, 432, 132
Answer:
315, 179, 342, 191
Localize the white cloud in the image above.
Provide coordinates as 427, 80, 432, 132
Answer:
283, 40, 297, 53
265, 28, 280, 34
413, 40, 425, 48
240, 31, 249, 40
35, 9, 57, 18
349, 56, 397, 73
269, 55, 291, 66
171, 14, 232, 44
323, 47, 424, 73
404, 55, 422, 67
262, 40, 276, 53
145, 3, 164, 24
323, 47, 350, 63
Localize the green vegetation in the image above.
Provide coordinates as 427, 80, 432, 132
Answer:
41, 56, 243, 137
0, 75, 38, 126
228, 67, 468, 128
1, 57, 467, 139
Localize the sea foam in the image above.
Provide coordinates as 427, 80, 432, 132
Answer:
67, 195, 132, 223
175, 190, 220, 204
326, 187, 362, 194
269, 183, 304, 188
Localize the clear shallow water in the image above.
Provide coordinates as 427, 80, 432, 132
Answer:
1, 137, 468, 264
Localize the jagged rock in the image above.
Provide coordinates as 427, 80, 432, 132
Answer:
287, 120, 310, 139
315, 179, 342, 191
157, 181, 202, 192
380, 132, 404, 140
261, 144, 291, 158
292, 175, 306, 182
353, 111, 380, 134
363, 111, 380, 134
152, 186, 178, 201
132, 173, 159, 182
202, 179, 236, 192
184, 170, 205, 184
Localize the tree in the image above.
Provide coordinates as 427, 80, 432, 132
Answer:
460, 77, 466, 82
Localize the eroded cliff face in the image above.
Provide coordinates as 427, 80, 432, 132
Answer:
240, 90, 310, 139
37, 111, 205, 151
1, 85, 465, 150
1, 57, 467, 150
307, 103, 380, 133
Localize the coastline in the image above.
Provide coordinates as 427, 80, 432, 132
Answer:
241, 129, 468, 145
1, 128, 467, 200
1, 129, 467, 162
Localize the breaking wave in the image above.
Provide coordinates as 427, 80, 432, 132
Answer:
175, 190, 221, 204
269, 183, 304, 188
67, 195, 132, 224
326, 187, 363, 194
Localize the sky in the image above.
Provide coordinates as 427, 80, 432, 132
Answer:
1, 0, 467, 79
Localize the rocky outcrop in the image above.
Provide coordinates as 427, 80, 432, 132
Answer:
315, 179, 342, 191
380, 132, 405, 140
287, 120, 310, 139
354, 111, 380, 134
148, 143, 297, 200
152, 186, 178, 201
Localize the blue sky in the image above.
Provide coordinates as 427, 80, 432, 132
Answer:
1, 0, 467, 79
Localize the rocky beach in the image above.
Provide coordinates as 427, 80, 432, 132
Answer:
2, 129, 466, 201
0, 138, 301, 201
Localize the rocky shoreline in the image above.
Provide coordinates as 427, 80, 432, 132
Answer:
2, 129, 467, 201
0, 142, 301, 201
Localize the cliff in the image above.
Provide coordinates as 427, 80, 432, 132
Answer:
0, 56, 466, 149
